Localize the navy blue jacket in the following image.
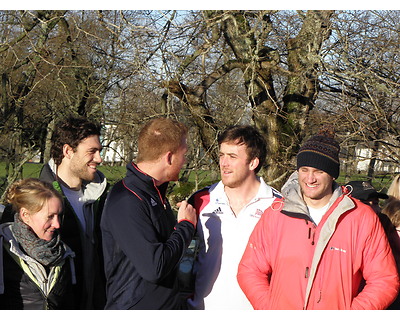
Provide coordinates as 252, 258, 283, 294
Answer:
100, 162, 195, 309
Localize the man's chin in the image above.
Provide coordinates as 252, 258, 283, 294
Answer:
221, 178, 240, 189
82, 172, 97, 183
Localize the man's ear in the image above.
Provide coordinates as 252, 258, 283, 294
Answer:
166, 151, 173, 165
63, 144, 74, 159
249, 157, 260, 171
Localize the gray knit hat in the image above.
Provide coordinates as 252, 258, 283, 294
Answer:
296, 127, 340, 179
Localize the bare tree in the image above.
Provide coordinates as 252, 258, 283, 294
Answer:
1, 9, 400, 197
319, 10, 400, 183
156, 10, 334, 188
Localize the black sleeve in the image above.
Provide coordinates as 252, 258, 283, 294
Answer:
0, 205, 14, 224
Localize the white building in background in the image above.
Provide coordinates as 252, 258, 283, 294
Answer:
102, 139, 124, 164
355, 143, 400, 173
101, 125, 125, 164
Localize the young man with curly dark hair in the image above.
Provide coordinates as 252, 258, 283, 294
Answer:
39, 115, 109, 309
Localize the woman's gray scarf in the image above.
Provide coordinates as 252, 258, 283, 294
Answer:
12, 213, 65, 266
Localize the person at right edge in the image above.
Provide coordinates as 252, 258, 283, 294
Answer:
237, 127, 399, 310
100, 117, 197, 310
345, 180, 400, 309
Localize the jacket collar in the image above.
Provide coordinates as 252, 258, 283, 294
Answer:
124, 162, 169, 203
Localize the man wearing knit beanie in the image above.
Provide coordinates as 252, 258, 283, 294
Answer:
237, 126, 399, 310
296, 127, 340, 179
295, 127, 341, 214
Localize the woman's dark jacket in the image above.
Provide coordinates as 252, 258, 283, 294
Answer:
0, 224, 76, 309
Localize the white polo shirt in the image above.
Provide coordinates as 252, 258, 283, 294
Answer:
188, 178, 281, 309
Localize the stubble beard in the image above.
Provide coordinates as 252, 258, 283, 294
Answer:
71, 161, 97, 183
221, 174, 243, 189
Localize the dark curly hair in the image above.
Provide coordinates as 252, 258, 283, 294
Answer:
50, 115, 102, 166
218, 125, 267, 174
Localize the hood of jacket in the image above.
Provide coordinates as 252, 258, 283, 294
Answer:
42, 158, 107, 203
280, 171, 344, 221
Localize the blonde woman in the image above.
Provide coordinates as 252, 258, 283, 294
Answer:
388, 174, 400, 202
0, 178, 76, 309
382, 199, 400, 309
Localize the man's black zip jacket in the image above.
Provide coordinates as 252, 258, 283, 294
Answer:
100, 162, 196, 309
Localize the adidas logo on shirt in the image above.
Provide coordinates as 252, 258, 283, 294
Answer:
202, 207, 223, 217
151, 198, 158, 207
213, 207, 223, 215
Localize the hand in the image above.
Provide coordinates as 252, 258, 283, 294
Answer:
176, 200, 197, 226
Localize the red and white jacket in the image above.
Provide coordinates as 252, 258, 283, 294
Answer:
237, 172, 399, 310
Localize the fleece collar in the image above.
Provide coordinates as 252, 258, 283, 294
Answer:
280, 171, 343, 220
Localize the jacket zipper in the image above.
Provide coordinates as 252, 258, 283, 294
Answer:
305, 220, 317, 308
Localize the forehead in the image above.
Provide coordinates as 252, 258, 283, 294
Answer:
299, 166, 325, 172
220, 141, 247, 153
298, 166, 334, 180
77, 135, 101, 149
34, 196, 63, 215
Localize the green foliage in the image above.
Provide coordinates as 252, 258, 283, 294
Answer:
96, 165, 126, 186
168, 181, 196, 205
169, 179, 217, 204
